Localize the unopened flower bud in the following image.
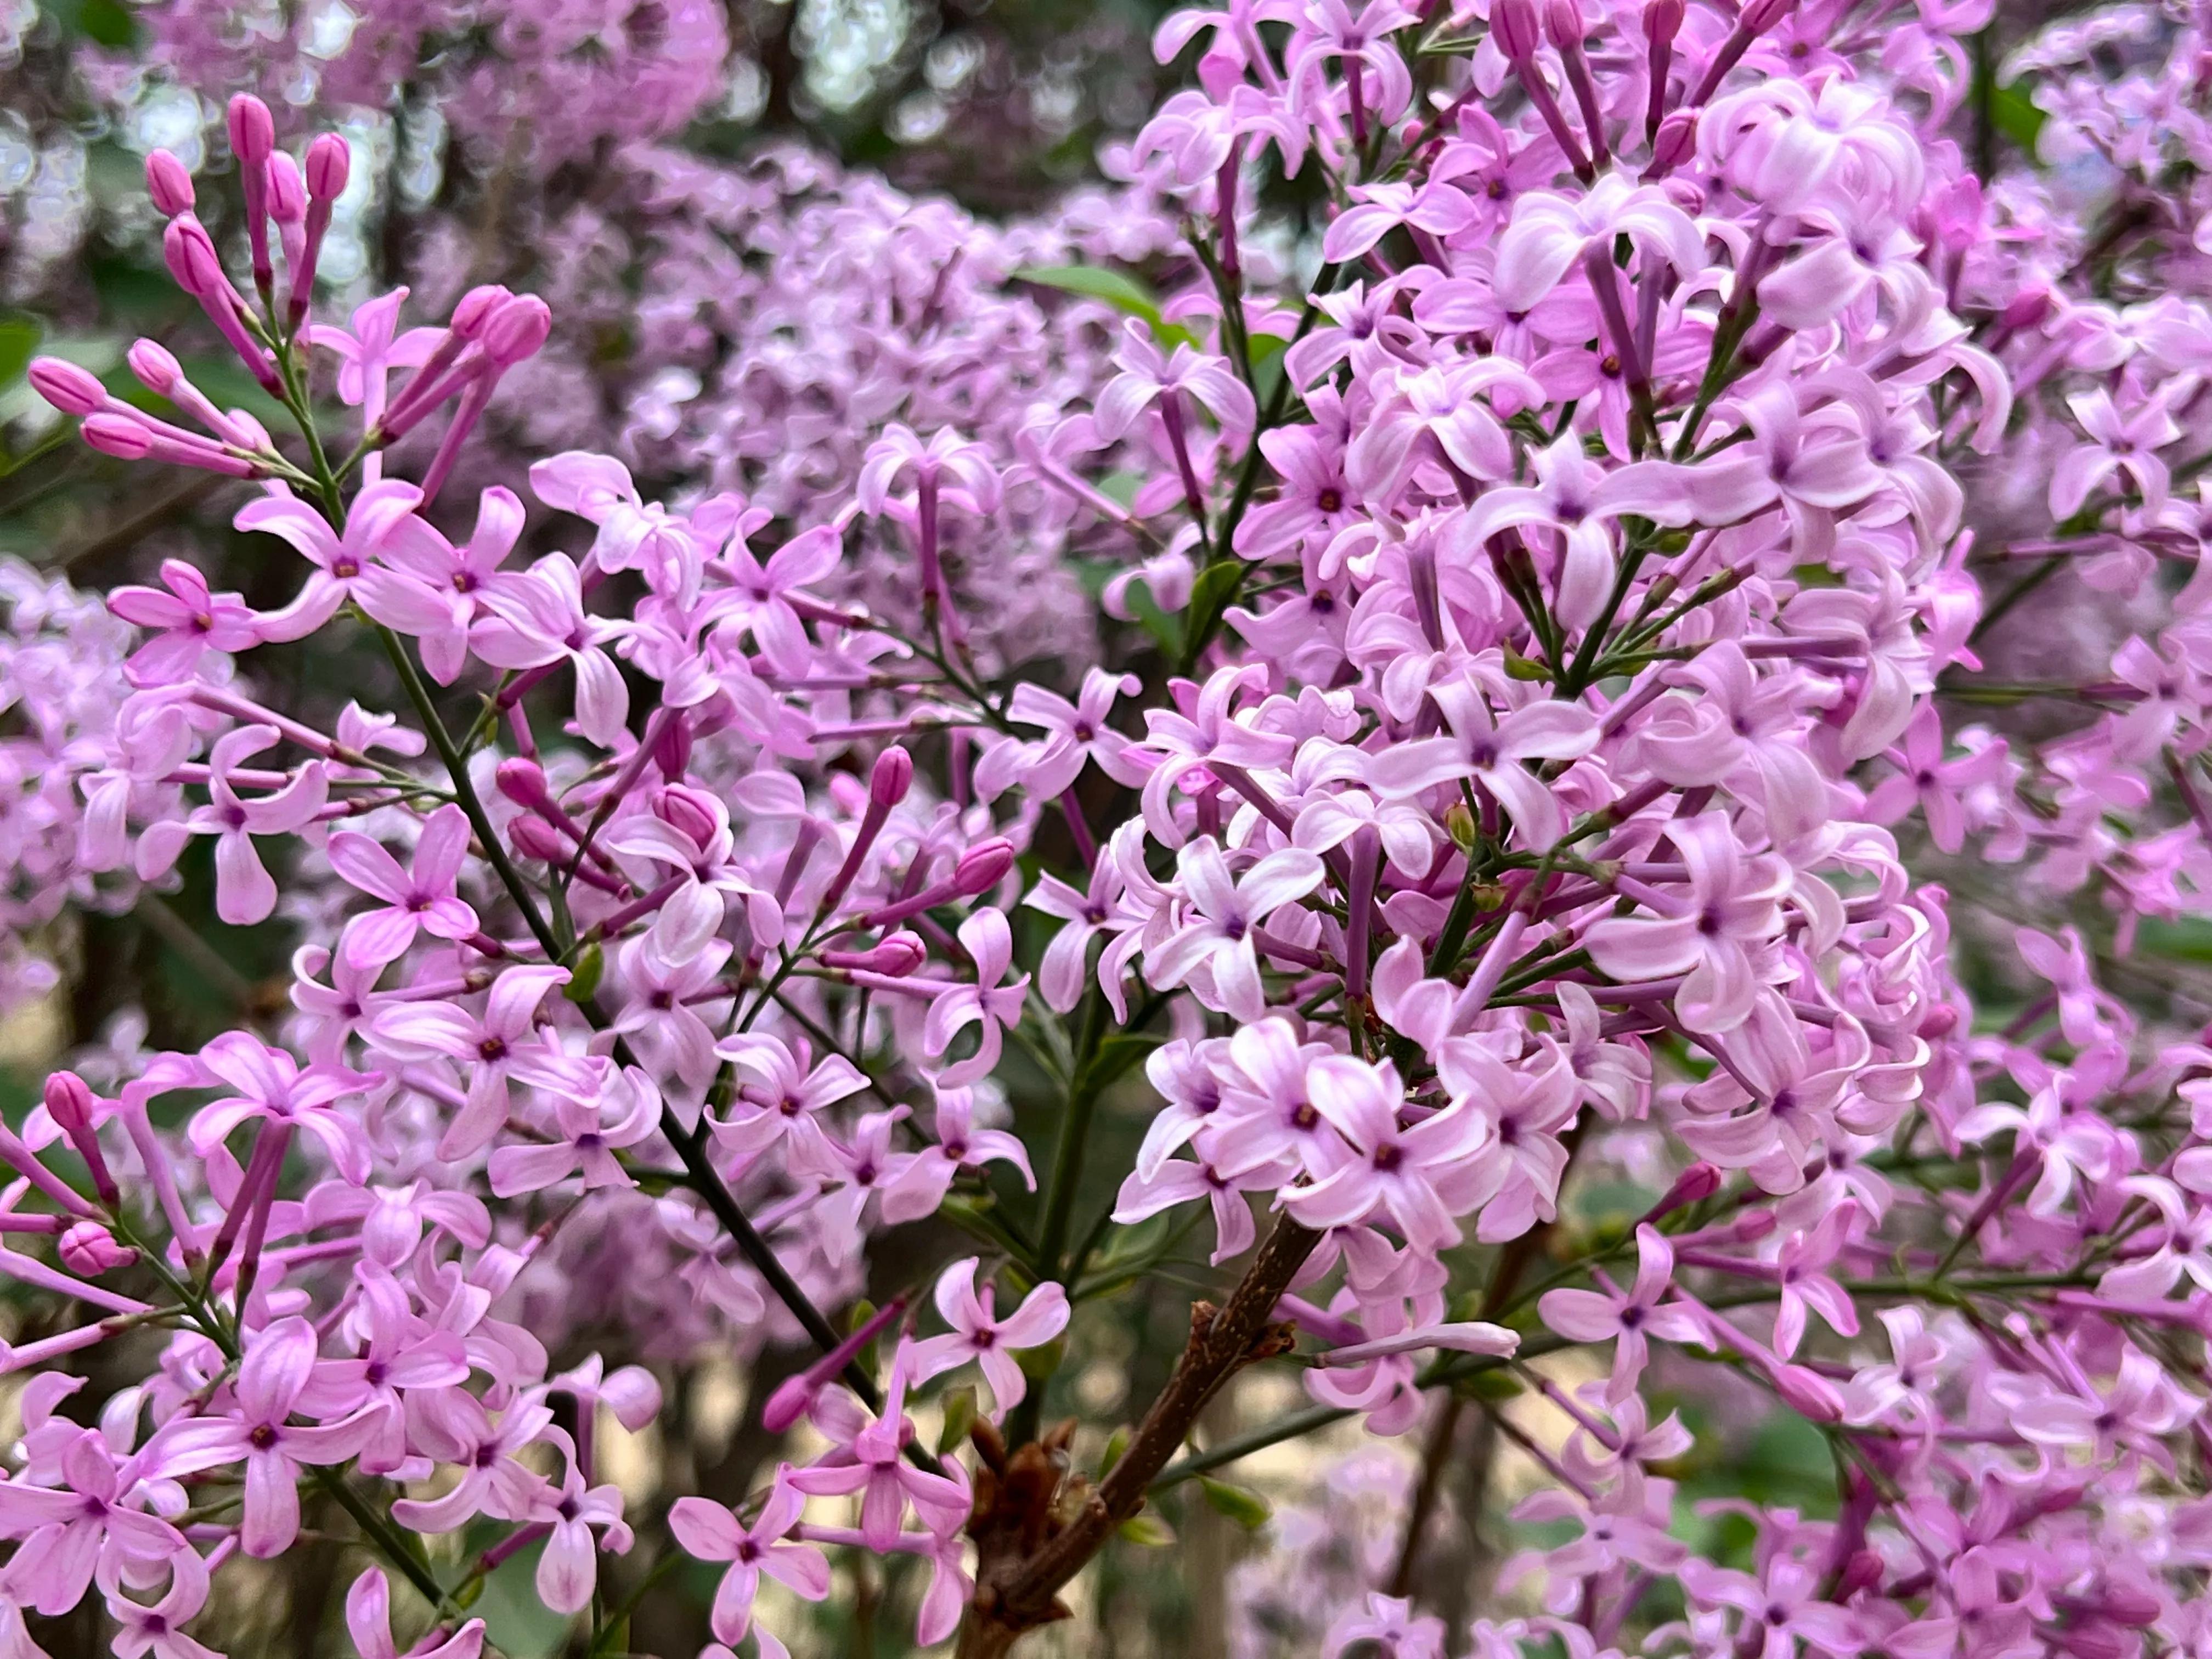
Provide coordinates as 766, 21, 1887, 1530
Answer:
652, 713, 692, 780
1738, 0, 1792, 33
1443, 801, 1478, 852
265, 152, 305, 224
1770, 1363, 1843, 1422
450, 285, 513, 340
1651, 109, 1698, 172
226, 94, 275, 166
1644, 0, 1684, 44
653, 784, 721, 848
953, 837, 1015, 898
1835, 1550, 1884, 1600
2094, 1585, 2162, 1628
1544, 0, 1584, 48
42, 1072, 94, 1135
483, 295, 552, 367
81, 414, 153, 461
162, 217, 227, 301
1492, 0, 1541, 60
145, 149, 195, 216
2001, 287, 2052, 332
126, 341, 183, 397
508, 816, 569, 864
495, 757, 555, 811
823, 934, 928, 976
304, 132, 351, 201
1644, 1160, 1721, 1222
29, 358, 106, 417
1729, 1210, 1779, 1243
871, 746, 915, 809
2052, 1622, 2133, 1659
58, 1222, 133, 1277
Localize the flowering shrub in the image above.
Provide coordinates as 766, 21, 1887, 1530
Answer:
8, 0, 2212, 1657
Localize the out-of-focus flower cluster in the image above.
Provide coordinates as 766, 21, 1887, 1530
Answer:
12, 0, 2212, 1655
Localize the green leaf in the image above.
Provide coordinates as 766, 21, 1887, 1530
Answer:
1014, 1335, 1066, 1380
1459, 1369, 1522, 1402
1988, 80, 2046, 159
1503, 642, 1551, 681
1014, 264, 1163, 321
1199, 1477, 1273, 1530
1077, 1031, 1164, 1098
1247, 332, 1289, 410
1118, 1512, 1175, 1547
1180, 557, 1248, 667
561, 941, 604, 1002
1098, 1425, 1130, 1479
47, 0, 139, 46
0, 317, 40, 393
1011, 266, 1198, 348
936, 1385, 978, 1455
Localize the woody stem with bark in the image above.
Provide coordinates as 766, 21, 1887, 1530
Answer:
955, 1216, 1323, 1656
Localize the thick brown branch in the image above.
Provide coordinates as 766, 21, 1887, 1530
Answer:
957, 1216, 1321, 1655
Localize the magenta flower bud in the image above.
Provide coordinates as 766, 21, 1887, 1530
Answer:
653, 784, 723, 848
451, 284, 514, 340
1492, 0, 1541, 60
2095, 1585, 2163, 1629
1738, 0, 1792, 33
1643, 1160, 1720, 1222
126, 340, 183, 396
2053, 1624, 2134, 1659
1644, 0, 1684, 44
1835, 1550, 1884, 1600
1650, 109, 1698, 171
162, 217, 227, 301
42, 1072, 94, 1136
870, 746, 915, 808
58, 1223, 134, 1277
29, 358, 106, 417
1769, 1363, 1843, 1422
144, 149, 195, 216
2001, 287, 2052, 332
304, 132, 351, 200
483, 295, 552, 367
1544, 0, 1584, 48
226, 94, 275, 165
81, 413, 153, 461
495, 757, 556, 811
265, 151, 306, 224
652, 712, 693, 780
759, 1374, 819, 1435
823, 934, 927, 976
761, 1295, 909, 1432
508, 816, 569, 864
952, 837, 1015, 898
1729, 1210, 1778, 1243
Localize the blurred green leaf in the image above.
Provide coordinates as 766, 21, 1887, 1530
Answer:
1081, 1031, 1163, 1096
1988, 80, 2046, 159
2137, 916, 2212, 962
1014, 264, 1164, 323
1118, 1512, 1175, 1547
0, 316, 40, 393
1012, 265, 1198, 347
937, 1385, 978, 1454
562, 940, 605, 1001
1199, 1476, 1273, 1530
47, 0, 139, 47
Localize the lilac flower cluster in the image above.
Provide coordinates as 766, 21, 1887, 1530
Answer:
9, 0, 2212, 1655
